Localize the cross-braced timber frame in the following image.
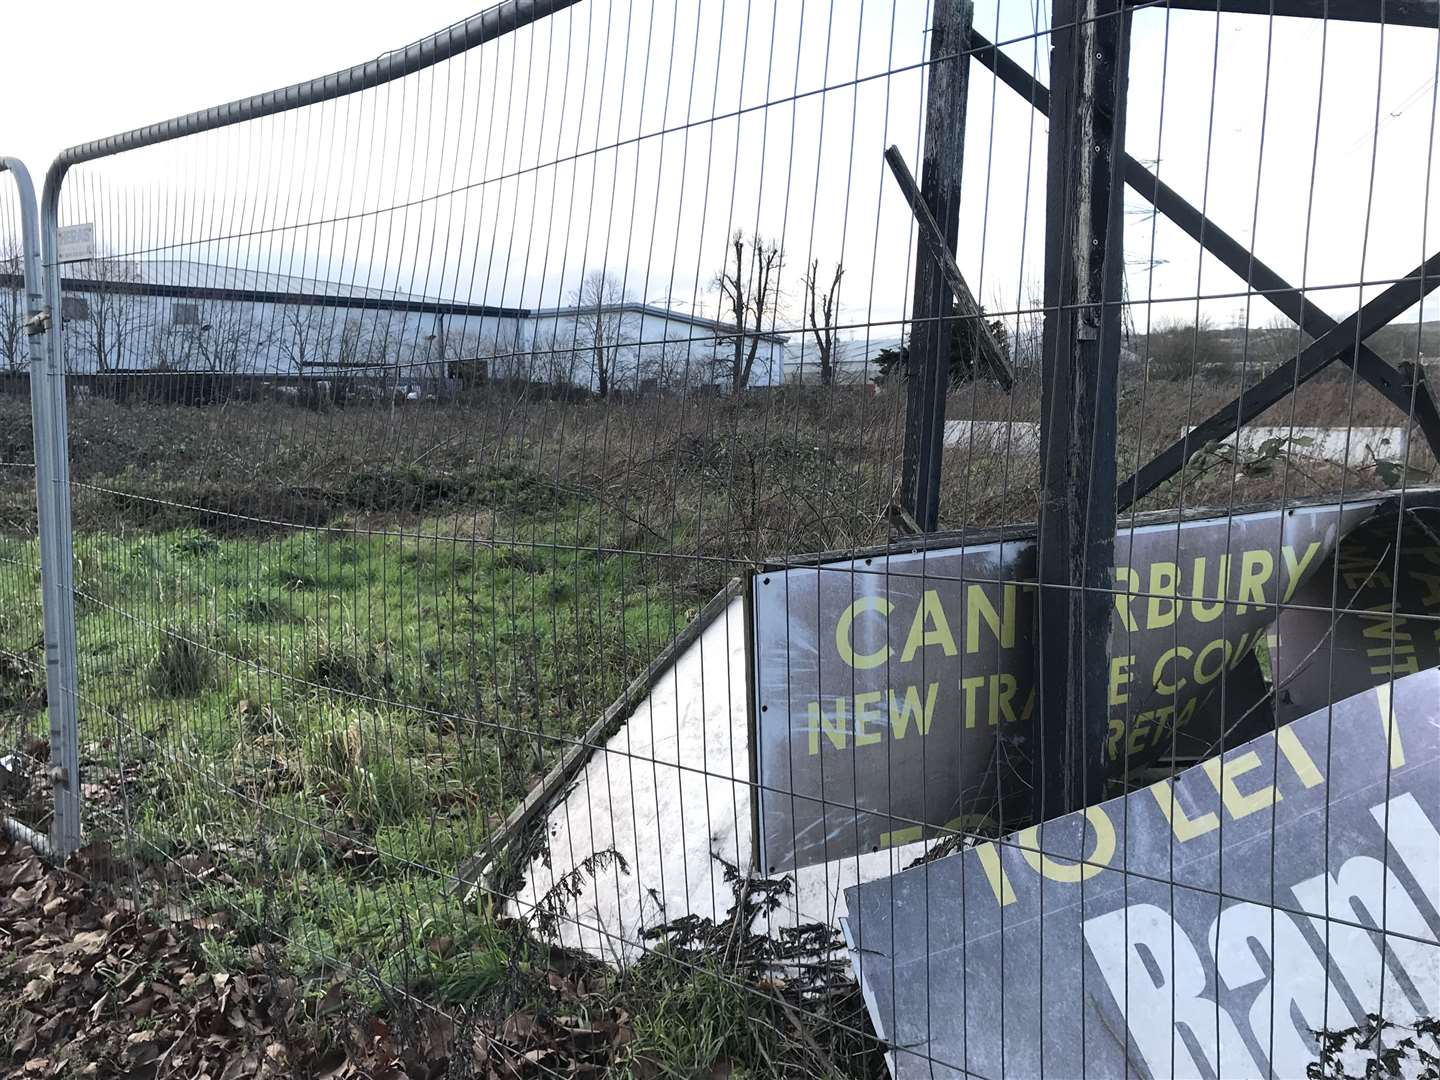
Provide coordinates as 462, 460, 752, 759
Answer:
893, 0, 1440, 817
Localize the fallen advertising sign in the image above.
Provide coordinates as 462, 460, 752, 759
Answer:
841, 667, 1440, 1079
749, 492, 1440, 872
1274, 503, 1440, 720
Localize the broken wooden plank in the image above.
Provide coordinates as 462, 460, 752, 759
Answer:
885, 144, 1015, 392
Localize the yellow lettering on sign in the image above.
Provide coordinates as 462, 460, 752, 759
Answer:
995, 673, 1020, 724
1193, 638, 1231, 686
836, 596, 892, 669
1106, 717, 1126, 761
1147, 562, 1179, 630
1171, 694, 1199, 740
940, 812, 997, 836
1018, 807, 1116, 883
1415, 571, 1440, 607
901, 590, 957, 661
1127, 709, 1155, 758
1361, 609, 1417, 677
1191, 554, 1229, 623
1154, 645, 1193, 697
1150, 779, 1219, 841
1109, 655, 1134, 706
1342, 548, 1389, 592
1113, 565, 1141, 631
888, 683, 939, 739
1236, 549, 1273, 614
1281, 541, 1322, 602
1274, 726, 1323, 788
967, 583, 1017, 652
807, 699, 849, 755
1370, 652, 1419, 677
976, 841, 1016, 907
879, 825, 923, 848
1362, 607, 1412, 643
1202, 750, 1280, 819
961, 675, 986, 729
853, 691, 884, 747
1374, 681, 1406, 768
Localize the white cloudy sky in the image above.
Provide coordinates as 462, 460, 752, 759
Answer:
4, 1, 1439, 341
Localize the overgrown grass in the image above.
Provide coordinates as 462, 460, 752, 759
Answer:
0, 380, 1433, 1076
0, 499, 703, 1032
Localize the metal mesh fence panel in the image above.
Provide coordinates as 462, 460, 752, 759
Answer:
0, 166, 48, 847
11, 0, 1440, 1076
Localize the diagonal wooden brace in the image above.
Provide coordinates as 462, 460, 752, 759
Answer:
970, 32, 1440, 475
1130, 0, 1439, 28
1118, 250, 1440, 508
885, 145, 1015, 390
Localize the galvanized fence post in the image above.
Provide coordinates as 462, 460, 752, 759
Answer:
0, 157, 82, 859
37, 178, 82, 859
0, 158, 62, 859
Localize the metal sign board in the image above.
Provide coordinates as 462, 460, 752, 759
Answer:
751, 494, 1440, 872
56, 223, 96, 264
843, 667, 1440, 1079
1274, 506, 1440, 720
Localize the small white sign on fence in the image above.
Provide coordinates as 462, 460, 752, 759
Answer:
56, 223, 96, 264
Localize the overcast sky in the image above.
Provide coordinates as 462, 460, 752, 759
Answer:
5, 1, 1440, 346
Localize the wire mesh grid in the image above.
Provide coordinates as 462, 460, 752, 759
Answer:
1, 0, 1438, 1076
0, 171, 47, 847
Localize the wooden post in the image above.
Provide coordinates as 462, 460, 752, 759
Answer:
969, 30, 1440, 483
1034, 0, 1130, 819
885, 145, 1014, 390
899, 0, 973, 533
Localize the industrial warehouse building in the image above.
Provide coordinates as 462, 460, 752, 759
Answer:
0, 258, 790, 394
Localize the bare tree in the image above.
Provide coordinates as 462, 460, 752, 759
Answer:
640, 340, 708, 392
536, 330, 580, 388
570, 270, 635, 398
68, 259, 150, 373
801, 259, 845, 386
1248, 315, 1310, 374
363, 316, 406, 396
999, 283, 1044, 381
150, 323, 200, 371
276, 304, 332, 373
189, 302, 263, 373
1143, 315, 1232, 382
714, 231, 783, 394
434, 326, 492, 389
489, 329, 530, 383
335, 318, 370, 369
0, 240, 26, 371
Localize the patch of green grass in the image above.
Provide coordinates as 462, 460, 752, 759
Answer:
147, 625, 221, 698
11, 507, 704, 1020
302, 626, 392, 697
236, 590, 294, 623
172, 529, 221, 558
615, 962, 766, 1077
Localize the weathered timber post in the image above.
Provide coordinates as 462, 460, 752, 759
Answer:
1034, 0, 1130, 819
899, 0, 973, 533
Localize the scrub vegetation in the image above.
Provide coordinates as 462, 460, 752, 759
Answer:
0, 374, 1433, 1076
